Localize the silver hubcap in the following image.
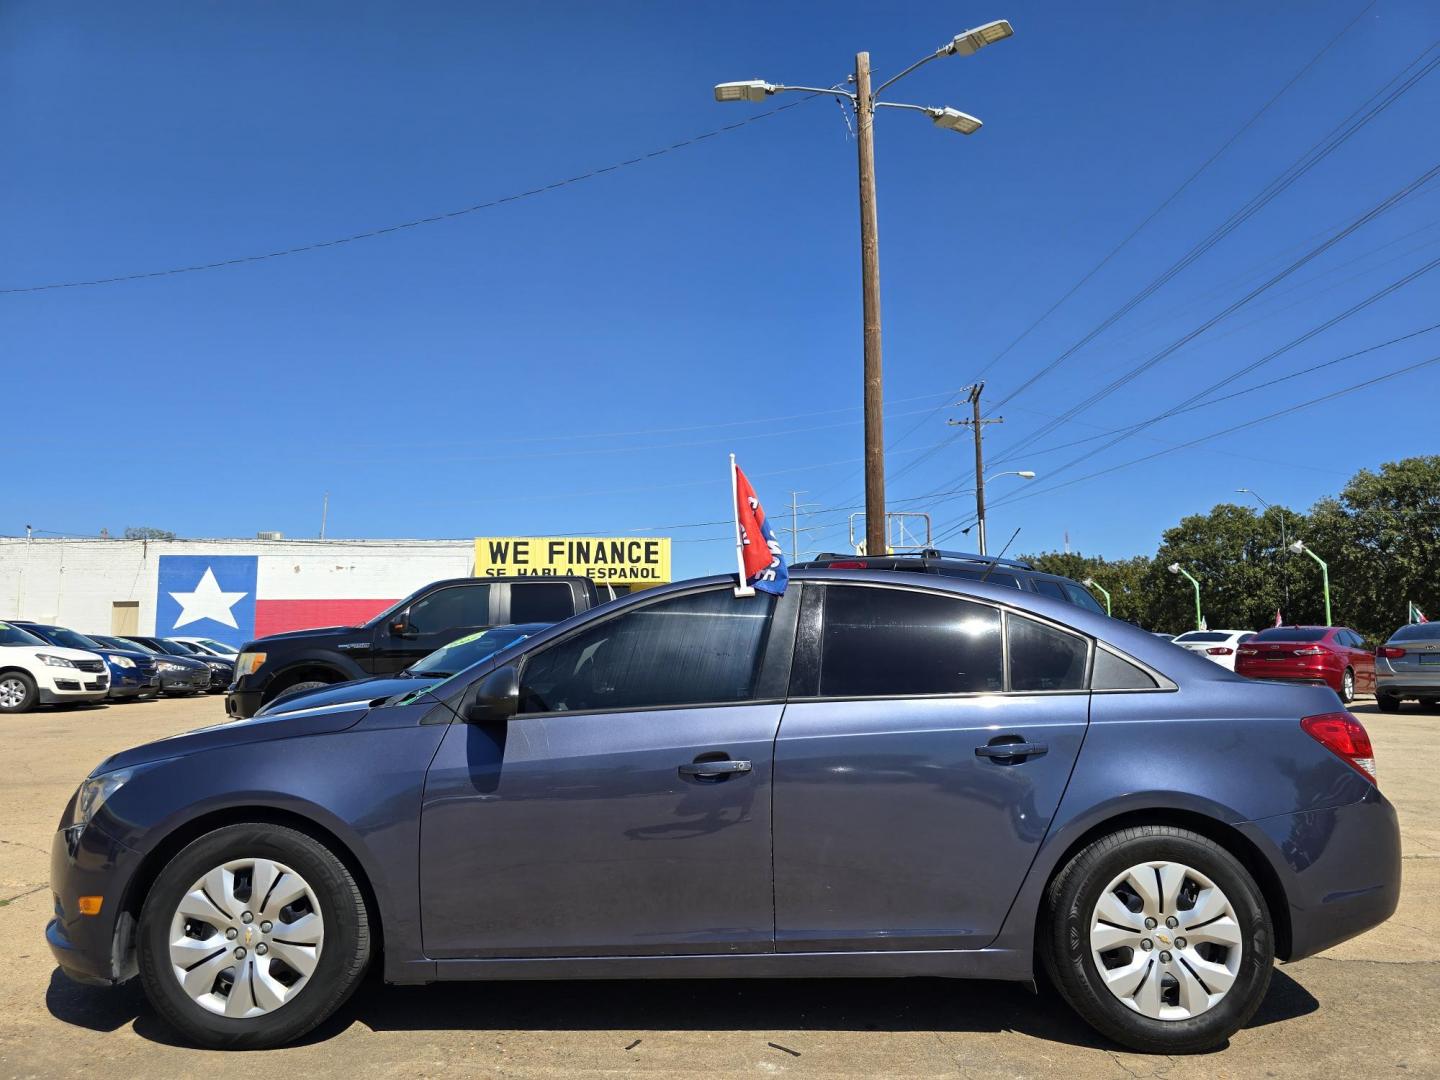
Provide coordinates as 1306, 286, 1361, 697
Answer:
1344, 671, 1354, 698
168, 858, 325, 1018
0, 677, 26, 708
1089, 860, 1243, 1021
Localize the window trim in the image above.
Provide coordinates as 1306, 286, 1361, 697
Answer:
511, 582, 787, 719
791, 579, 1173, 702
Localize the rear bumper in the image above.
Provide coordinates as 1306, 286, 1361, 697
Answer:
1237, 660, 1342, 692
1239, 790, 1401, 961
47, 823, 143, 986
1375, 666, 1440, 698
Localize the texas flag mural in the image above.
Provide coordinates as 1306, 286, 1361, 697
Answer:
156, 555, 407, 648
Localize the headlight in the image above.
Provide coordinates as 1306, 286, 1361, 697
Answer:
71, 769, 133, 827
38, 653, 76, 668
205, 659, 231, 670
156, 660, 186, 673
108, 654, 136, 669
235, 651, 267, 676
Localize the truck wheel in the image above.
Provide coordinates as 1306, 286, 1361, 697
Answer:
137, 823, 370, 1049
1376, 694, 1401, 714
1041, 825, 1273, 1054
269, 680, 331, 705
0, 671, 38, 714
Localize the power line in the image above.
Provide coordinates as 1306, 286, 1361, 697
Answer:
968, 0, 1381, 385
990, 39, 1440, 416
0, 96, 820, 296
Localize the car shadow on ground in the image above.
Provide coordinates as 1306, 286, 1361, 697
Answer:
46, 965, 1318, 1053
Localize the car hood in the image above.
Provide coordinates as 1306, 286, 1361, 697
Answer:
0, 644, 103, 663
254, 675, 434, 717
240, 625, 359, 649
94, 699, 380, 773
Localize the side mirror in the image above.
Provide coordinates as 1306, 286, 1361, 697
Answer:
390, 614, 415, 638
463, 665, 519, 724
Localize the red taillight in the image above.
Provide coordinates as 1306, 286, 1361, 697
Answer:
827, 560, 868, 569
1206, 647, 1234, 655
1301, 711, 1377, 785
1377, 646, 1406, 660
1293, 646, 1325, 656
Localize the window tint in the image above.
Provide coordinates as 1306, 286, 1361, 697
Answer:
509, 582, 576, 623
1007, 613, 1088, 692
1392, 623, 1440, 642
818, 586, 1003, 697
1254, 627, 1328, 642
1092, 648, 1159, 690
934, 566, 1022, 590
408, 585, 491, 633
1032, 579, 1067, 601
1062, 582, 1107, 614
517, 589, 774, 714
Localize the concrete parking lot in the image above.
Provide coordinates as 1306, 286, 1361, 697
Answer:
1, 695, 1436, 1079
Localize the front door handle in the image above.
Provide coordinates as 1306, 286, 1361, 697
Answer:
679, 759, 752, 779
975, 740, 1048, 762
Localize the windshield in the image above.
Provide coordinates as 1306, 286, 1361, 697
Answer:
1254, 627, 1329, 642
153, 639, 195, 656
0, 622, 46, 647
1391, 623, 1440, 642
408, 625, 539, 676
195, 638, 239, 655
118, 638, 161, 654
1174, 631, 1230, 643
42, 627, 102, 651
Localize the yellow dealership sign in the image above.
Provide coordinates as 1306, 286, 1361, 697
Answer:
474, 536, 671, 585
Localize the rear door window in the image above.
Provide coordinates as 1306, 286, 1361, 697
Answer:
1092, 648, 1160, 690
817, 585, 1003, 697
1006, 613, 1089, 692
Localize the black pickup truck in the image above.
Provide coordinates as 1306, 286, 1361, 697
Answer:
225, 575, 600, 718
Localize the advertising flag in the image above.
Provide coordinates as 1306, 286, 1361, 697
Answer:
1274, 609, 1283, 627
1411, 601, 1429, 624
731, 456, 788, 596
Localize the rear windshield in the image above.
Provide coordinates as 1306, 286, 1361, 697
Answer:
1174, 631, 1230, 642
1390, 623, 1440, 642
1254, 627, 1328, 642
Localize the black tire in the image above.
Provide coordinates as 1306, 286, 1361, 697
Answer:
1376, 694, 1402, 714
137, 823, 371, 1049
1339, 668, 1355, 704
1041, 825, 1273, 1054
0, 670, 39, 714
267, 680, 332, 705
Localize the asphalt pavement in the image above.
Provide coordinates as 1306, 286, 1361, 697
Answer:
1, 694, 1436, 1078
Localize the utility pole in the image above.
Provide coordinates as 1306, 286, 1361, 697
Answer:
855, 51, 887, 560
789, 490, 805, 562
948, 383, 1004, 555
320, 492, 329, 540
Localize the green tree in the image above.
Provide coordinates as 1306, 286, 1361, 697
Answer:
123, 526, 176, 540
1023, 551, 1152, 625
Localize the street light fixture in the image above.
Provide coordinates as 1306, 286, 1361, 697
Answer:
1168, 562, 1204, 631
715, 19, 1015, 558
1082, 577, 1112, 616
1289, 540, 1333, 626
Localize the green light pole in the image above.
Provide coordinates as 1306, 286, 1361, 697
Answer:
1168, 562, 1203, 630
1082, 577, 1112, 616
1290, 540, 1332, 625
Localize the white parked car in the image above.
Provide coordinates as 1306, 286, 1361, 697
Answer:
1171, 629, 1257, 670
0, 621, 111, 713
167, 636, 238, 657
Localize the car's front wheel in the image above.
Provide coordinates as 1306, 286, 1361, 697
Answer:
138, 823, 371, 1049
0, 671, 38, 714
1042, 825, 1273, 1054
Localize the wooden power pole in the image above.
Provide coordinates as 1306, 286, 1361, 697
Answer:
948, 383, 1004, 555
855, 51, 887, 559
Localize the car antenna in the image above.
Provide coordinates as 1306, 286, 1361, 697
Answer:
980, 528, 1021, 584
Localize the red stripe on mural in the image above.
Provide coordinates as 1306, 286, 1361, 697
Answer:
253, 598, 396, 638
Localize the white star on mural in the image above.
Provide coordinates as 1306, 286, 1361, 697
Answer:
169, 567, 247, 629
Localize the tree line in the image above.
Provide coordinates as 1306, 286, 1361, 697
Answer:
1023, 455, 1440, 642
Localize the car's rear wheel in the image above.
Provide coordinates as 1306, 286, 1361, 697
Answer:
1376, 694, 1402, 714
138, 823, 370, 1049
1340, 668, 1355, 704
0, 671, 38, 714
1042, 825, 1273, 1054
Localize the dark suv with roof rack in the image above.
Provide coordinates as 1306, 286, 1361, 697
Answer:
792, 549, 1108, 615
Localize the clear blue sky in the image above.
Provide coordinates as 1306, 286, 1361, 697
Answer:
4, 1, 1437, 577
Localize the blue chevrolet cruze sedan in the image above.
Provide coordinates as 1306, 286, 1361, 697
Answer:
47, 570, 1400, 1052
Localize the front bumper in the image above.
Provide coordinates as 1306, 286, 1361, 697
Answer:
1239, 790, 1401, 961
36, 670, 110, 705
47, 822, 144, 986
226, 686, 264, 719
157, 668, 210, 694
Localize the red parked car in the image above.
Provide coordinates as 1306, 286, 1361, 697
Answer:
1235, 625, 1376, 703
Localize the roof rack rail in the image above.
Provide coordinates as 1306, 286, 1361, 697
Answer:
919, 548, 1033, 569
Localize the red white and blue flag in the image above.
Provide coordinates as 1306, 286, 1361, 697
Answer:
731, 457, 787, 596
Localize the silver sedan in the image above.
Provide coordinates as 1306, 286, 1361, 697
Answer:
1375, 622, 1440, 711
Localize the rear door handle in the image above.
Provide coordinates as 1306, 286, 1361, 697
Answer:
975, 741, 1048, 762
679, 759, 752, 779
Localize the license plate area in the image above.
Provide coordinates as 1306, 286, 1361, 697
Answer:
1420, 654, 1440, 665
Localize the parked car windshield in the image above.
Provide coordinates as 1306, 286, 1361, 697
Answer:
408, 624, 543, 677
193, 638, 239, 655
115, 638, 161, 653
1174, 631, 1231, 642
0, 622, 46, 647
38, 627, 103, 651
1254, 627, 1329, 642
1390, 623, 1440, 642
